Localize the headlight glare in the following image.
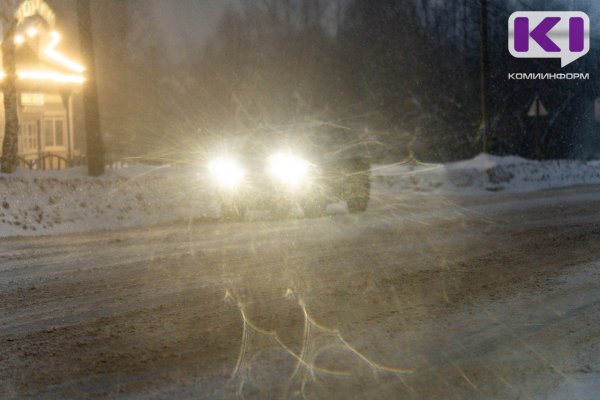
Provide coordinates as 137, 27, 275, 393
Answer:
208, 157, 245, 188
267, 152, 310, 187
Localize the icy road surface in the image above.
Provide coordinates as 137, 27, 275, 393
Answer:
1, 185, 600, 399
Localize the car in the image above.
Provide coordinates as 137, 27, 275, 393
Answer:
204, 124, 375, 219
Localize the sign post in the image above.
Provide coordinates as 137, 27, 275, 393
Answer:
528, 95, 548, 159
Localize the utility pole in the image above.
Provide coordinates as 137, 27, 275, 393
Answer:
479, 0, 490, 153
76, 0, 105, 176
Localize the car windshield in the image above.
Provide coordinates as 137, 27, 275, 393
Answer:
1, 1, 599, 399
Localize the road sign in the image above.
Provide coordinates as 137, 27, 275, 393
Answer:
528, 95, 549, 117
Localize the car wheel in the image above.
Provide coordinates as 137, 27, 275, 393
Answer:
345, 159, 371, 214
347, 194, 369, 213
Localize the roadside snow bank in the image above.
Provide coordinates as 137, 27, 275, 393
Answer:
2, 154, 600, 237
373, 154, 600, 194
0, 166, 216, 237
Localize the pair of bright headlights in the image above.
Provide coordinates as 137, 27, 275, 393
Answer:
208, 153, 311, 189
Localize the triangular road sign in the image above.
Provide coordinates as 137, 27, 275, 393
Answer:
528, 95, 549, 117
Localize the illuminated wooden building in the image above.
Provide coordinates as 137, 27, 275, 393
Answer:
0, 0, 85, 168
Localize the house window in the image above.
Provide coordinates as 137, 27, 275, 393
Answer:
20, 121, 38, 152
44, 118, 65, 148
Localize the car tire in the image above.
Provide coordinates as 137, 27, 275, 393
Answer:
345, 159, 371, 214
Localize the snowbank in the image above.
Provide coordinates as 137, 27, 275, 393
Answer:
1, 154, 600, 237
373, 154, 600, 194
0, 165, 217, 237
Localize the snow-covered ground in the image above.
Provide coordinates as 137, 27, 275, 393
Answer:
537, 369, 600, 400
2, 154, 600, 237
0, 165, 216, 237
374, 153, 600, 194
1, 157, 599, 399
530, 262, 600, 400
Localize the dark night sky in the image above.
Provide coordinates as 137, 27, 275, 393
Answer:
43, 0, 599, 65
45, 0, 237, 64
146, 0, 599, 62
148, 0, 237, 62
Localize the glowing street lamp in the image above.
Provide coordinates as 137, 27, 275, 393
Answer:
26, 27, 38, 37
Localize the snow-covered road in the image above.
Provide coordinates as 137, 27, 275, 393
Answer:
1, 184, 600, 399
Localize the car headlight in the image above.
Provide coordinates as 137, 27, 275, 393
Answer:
267, 152, 310, 187
208, 157, 245, 188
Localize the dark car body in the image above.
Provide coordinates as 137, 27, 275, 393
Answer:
206, 125, 375, 218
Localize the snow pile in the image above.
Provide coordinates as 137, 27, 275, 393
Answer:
0, 166, 217, 237
373, 154, 600, 194
2, 154, 600, 237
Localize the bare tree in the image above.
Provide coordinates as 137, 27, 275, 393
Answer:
0, 0, 19, 173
